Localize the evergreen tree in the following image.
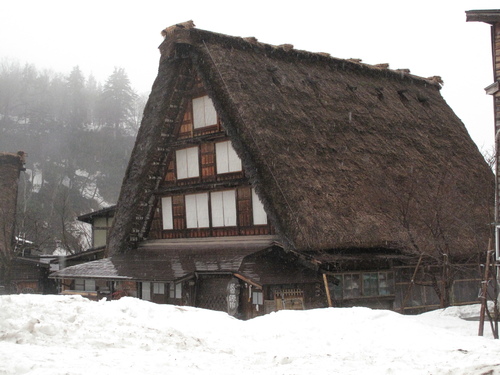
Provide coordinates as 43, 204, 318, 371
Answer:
65, 66, 88, 129
0, 61, 145, 254
98, 67, 137, 137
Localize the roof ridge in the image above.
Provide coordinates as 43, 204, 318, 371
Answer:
160, 22, 443, 88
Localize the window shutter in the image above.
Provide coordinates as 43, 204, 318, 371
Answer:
216, 141, 242, 174
204, 97, 217, 126
196, 193, 210, 227
222, 190, 237, 226
161, 197, 173, 230
227, 143, 242, 172
186, 147, 199, 178
193, 96, 217, 128
211, 190, 236, 227
211, 191, 224, 227
186, 193, 209, 228
216, 141, 229, 174
176, 149, 188, 179
176, 147, 199, 179
192, 97, 205, 129
185, 194, 198, 228
252, 188, 267, 225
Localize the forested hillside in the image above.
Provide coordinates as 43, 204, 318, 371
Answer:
0, 59, 147, 254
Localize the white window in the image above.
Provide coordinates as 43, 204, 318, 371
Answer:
169, 283, 182, 299
153, 283, 165, 294
161, 197, 173, 230
216, 141, 242, 174
176, 147, 199, 179
192, 95, 217, 129
252, 188, 267, 225
141, 282, 151, 301
185, 193, 209, 228
211, 190, 237, 227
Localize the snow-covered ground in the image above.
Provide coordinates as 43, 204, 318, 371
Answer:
1, 295, 499, 375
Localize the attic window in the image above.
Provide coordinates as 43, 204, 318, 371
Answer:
192, 95, 217, 128
252, 188, 267, 225
185, 193, 209, 228
176, 147, 199, 179
211, 190, 237, 227
216, 141, 242, 174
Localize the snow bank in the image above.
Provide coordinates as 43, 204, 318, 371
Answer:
0, 295, 499, 374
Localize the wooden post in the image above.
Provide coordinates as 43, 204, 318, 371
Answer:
323, 273, 333, 307
479, 239, 493, 336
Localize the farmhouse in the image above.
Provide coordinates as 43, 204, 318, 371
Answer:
53, 22, 493, 318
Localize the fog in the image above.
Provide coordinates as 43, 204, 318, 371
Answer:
1, 0, 499, 151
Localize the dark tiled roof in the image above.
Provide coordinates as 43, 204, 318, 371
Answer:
77, 205, 116, 223
51, 258, 128, 280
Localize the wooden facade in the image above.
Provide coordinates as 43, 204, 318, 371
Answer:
145, 78, 275, 241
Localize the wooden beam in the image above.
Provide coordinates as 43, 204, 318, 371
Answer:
323, 273, 333, 308
479, 239, 493, 336
233, 273, 262, 289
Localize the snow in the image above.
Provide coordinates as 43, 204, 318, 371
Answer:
1, 295, 499, 375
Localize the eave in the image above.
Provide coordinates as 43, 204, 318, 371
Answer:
466, 9, 500, 24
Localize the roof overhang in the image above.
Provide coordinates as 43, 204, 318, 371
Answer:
466, 9, 500, 24
51, 236, 279, 282
77, 205, 116, 223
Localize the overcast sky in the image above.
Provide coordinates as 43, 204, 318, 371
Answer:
1, 0, 499, 153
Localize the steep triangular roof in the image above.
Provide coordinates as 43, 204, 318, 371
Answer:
108, 22, 493, 260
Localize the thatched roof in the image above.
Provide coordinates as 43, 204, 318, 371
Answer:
108, 23, 493, 260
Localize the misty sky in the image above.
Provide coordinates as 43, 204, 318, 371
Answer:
1, 0, 499, 152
